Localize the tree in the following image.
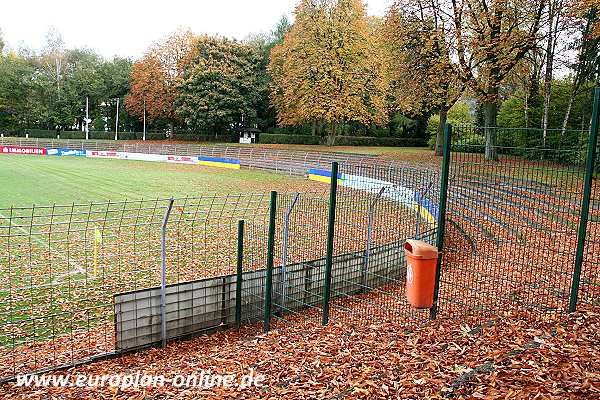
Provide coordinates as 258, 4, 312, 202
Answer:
245, 16, 293, 131
572, 0, 600, 37
448, 0, 545, 159
383, 0, 463, 156
540, 0, 571, 146
561, 4, 600, 135
0, 53, 36, 130
57, 49, 105, 130
176, 36, 262, 135
125, 29, 194, 132
99, 57, 133, 131
42, 27, 65, 99
269, 0, 388, 144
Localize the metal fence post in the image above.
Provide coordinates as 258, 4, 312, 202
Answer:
160, 199, 174, 348
280, 193, 300, 312
569, 87, 600, 313
235, 220, 245, 328
430, 123, 452, 320
263, 191, 277, 332
361, 186, 386, 293
322, 162, 339, 325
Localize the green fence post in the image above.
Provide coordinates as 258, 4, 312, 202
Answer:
322, 162, 339, 325
263, 191, 277, 332
569, 87, 600, 313
235, 220, 245, 328
430, 123, 452, 320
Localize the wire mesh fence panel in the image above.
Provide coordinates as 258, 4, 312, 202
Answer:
322, 162, 440, 326
0, 199, 169, 379
0, 194, 282, 380
437, 126, 590, 321
269, 190, 331, 328
235, 196, 274, 334
166, 193, 273, 283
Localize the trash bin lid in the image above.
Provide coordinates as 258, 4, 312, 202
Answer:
404, 239, 438, 259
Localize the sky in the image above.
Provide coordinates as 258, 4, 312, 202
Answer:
0, 0, 392, 59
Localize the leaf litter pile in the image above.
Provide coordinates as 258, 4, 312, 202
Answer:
1, 150, 599, 397
0, 296, 598, 399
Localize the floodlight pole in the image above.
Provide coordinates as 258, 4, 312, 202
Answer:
85, 96, 89, 140
114, 98, 119, 141
143, 98, 146, 141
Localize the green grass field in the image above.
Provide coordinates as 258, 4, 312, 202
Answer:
0, 154, 315, 207
0, 153, 329, 352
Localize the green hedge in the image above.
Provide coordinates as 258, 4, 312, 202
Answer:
59, 131, 87, 139
0, 129, 225, 141
259, 134, 321, 145
171, 133, 238, 142
332, 136, 427, 147
259, 133, 427, 147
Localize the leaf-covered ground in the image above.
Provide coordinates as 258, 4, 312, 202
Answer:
1, 298, 597, 399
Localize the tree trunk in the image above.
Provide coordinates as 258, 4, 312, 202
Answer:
327, 121, 338, 146
561, 86, 576, 137
541, 3, 557, 147
483, 99, 499, 161
435, 107, 448, 156
521, 90, 527, 129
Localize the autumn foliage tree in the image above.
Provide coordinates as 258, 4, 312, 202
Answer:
176, 36, 262, 135
383, 0, 463, 156
269, 0, 388, 145
125, 29, 194, 131
448, 0, 545, 160
572, 0, 600, 37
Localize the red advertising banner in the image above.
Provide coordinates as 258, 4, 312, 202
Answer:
0, 146, 47, 155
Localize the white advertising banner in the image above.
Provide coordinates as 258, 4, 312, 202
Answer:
121, 152, 166, 162
86, 150, 125, 159
166, 155, 198, 164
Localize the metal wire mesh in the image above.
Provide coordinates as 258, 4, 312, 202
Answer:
438, 126, 592, 320
324, 163, 440, 325
580, 138, 600, 306
0, 123, 598, 382
0, 194, 277, 379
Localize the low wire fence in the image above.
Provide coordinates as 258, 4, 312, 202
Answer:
0, 136, 382, 176
0, 90, 598, 382
0, 160, 440, 381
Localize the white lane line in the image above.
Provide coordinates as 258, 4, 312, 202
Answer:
0, 211, 95, 286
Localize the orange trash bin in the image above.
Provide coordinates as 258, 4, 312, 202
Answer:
404, 239, 439, 309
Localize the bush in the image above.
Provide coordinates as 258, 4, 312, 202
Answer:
259, 134, 427, 147
259, 134, 321, 145
453, 134, 485, 153
145, 132, 168, 141
171, 133, 238, 142
332, 136, 427, 147
59, 131, 86, 139
426, 101, 475, 148
26, 129, 59, 138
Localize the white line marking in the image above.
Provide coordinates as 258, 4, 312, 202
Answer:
0, 212, 95, 287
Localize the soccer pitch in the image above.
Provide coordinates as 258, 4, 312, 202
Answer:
0, 153, 328, 354
0, 154, 312, 207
